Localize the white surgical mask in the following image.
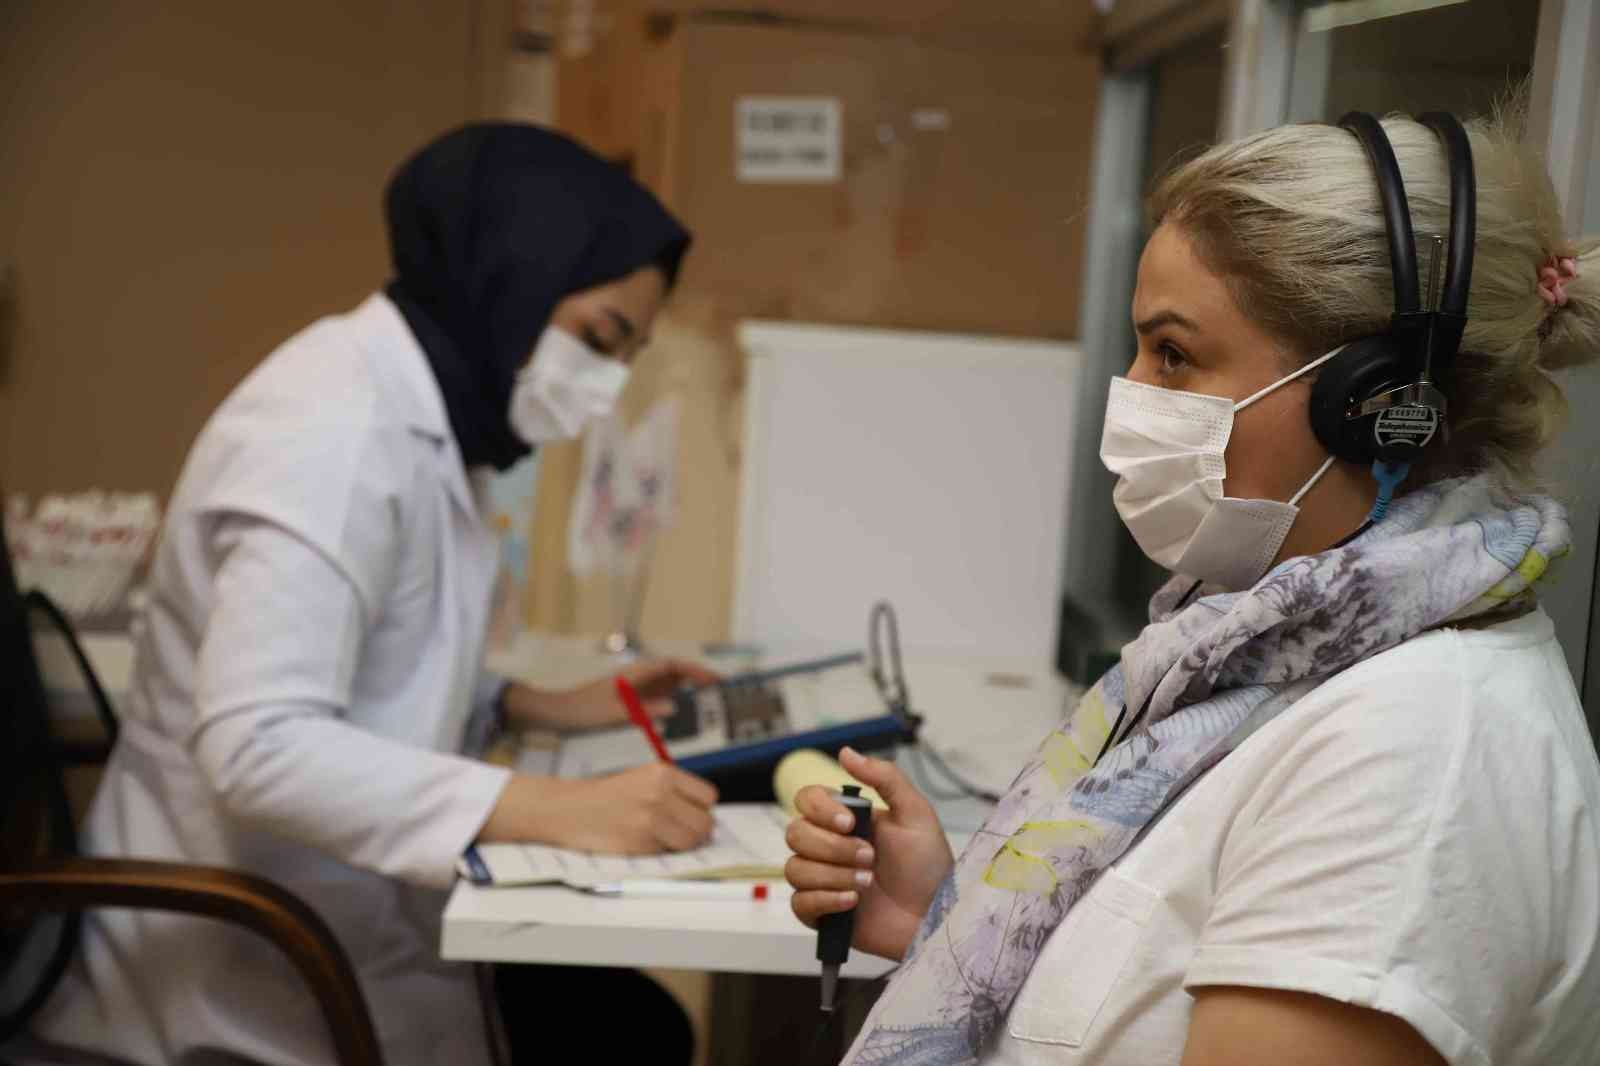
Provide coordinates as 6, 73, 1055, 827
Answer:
508, 326, 630, 445
1099, 347, 1344, 591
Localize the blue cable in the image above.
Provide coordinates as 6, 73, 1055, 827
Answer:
1368, 460, 1410, 523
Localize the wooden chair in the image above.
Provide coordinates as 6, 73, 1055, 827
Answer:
0, 504, 384, 1066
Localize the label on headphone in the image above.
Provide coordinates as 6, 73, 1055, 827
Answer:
1373, 404, 1439, 450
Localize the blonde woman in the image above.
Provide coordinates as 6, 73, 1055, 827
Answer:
787, 105, 1600, 1065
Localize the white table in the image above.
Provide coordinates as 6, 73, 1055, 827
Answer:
36, 623, 1079, 978
483, 630, 767, 688
445, 634, 1078, 975
442, 880, 895, 978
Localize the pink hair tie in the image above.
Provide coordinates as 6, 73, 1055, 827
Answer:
1538, 255, 1579, 308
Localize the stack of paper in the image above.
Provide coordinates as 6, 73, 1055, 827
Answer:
460, 803, 791, 889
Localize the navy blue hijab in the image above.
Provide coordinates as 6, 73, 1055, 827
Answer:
384, 124, 691, 471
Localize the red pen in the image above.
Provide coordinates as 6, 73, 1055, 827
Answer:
616, 675, 674, 764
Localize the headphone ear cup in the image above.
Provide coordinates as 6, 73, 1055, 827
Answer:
1309, 337, 1409, 465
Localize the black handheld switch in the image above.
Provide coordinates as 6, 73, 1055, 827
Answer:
817, 784, 875, 1013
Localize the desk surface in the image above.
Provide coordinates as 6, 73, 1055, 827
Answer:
487, 632, 1075, 801
49, 626, 1076, 977
442, 879, 896, 978
448, 638, 1076, 973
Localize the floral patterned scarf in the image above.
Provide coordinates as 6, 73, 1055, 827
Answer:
844, 475, 1571, 1064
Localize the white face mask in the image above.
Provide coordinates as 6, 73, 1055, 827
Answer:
508, 326, 631, 445
1099, 347, 1343, 591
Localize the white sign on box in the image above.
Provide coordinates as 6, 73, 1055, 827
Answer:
735, 96, 842, 184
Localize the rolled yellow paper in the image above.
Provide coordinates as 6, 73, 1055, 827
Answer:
773, 748, 889, 816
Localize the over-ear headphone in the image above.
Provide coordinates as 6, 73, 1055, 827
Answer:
1308, 111, 1476, 466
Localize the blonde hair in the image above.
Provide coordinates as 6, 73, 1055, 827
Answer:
1149, 102, 1600, 490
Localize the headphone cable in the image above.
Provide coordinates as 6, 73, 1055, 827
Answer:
1368, 460, 1411, 523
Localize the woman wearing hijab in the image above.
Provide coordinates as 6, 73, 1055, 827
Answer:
23, 125, 712, 1066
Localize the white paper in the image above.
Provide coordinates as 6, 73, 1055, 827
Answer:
736, 97, 842, 184
461, 803, 793, 888
620, 395, 679, 577
567, 414, 627, 577
566, 397, 680, 578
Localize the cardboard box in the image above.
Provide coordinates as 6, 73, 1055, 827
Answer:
528, 14, 1103, 640
624, 1, 1099, 51
553, 3, 663, 167
524, 294, 746, 641
633, 16, 1100, 338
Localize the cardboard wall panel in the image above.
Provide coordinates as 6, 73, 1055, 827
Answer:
0, 0, 514, 497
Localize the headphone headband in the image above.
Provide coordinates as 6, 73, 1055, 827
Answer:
1338, 111, 1421, 317
1416, 112, 1476, 350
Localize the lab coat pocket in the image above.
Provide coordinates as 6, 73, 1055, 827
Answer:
1006, 867, 1159, 1049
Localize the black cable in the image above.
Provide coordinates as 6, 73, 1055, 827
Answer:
867, 600, 908, 717
1175, 578, 1206, 611
1333, 519, 1375, 550
1092, 580, 1202, 767
869, 601, 1000, 804
806, 1010, 837, 1065
904, 744, 967, 802
25, 589, 119, 746
810, 968, 899, 1064
910, 741, 1001, 804
1092, 703, 1130, 767
1115, 691, 1157, 753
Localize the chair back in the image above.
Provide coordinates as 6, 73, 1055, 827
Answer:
0, 501, 82, 1040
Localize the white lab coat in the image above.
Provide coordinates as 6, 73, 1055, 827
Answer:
28, 294, 513, 1066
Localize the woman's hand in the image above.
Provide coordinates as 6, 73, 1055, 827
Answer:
785, 747, 954, 961
481, 763, 719, 854
501, 659, 720, 734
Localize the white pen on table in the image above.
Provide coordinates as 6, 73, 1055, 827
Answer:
582, 879, 773, 901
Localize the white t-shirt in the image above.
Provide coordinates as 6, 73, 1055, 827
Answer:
986, 608, 1600, 1066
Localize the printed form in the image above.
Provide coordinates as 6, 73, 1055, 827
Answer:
461, 803, 793, 888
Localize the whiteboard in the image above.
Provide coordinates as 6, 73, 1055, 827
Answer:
734, 321, 1082, 665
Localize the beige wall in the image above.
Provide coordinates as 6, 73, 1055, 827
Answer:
0, 1, 512, 498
